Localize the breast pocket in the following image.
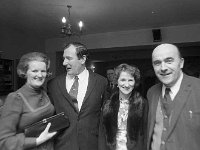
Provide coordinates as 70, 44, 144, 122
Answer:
185, 108, 200, 129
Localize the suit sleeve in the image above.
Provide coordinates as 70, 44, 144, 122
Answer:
102, 79, 109, 104
47, 79, 55, 105
141, 97, 148, 150
0, 93, 36, 150
98, 78, 109, 150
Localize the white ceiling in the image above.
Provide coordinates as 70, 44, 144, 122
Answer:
1, 0, 200, 39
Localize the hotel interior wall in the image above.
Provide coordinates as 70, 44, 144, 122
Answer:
45, 24, 200, 77
0, 26, 45, 59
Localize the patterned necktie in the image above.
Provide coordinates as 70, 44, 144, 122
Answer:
69, 76, 79, 111
162, 88, 172, 117
110, 83, 113, 89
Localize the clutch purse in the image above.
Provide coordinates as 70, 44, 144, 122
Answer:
24, 112, 70, 137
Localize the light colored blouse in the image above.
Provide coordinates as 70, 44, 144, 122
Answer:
116, 98, 129, 150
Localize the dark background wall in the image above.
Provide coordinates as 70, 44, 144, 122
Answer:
55, 43, 200, 97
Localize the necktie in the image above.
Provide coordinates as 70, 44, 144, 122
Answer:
69, 76, 79, 111
162, 88, 172, 117
110, 83, 113, 89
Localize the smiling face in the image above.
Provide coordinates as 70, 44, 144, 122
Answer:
152, 44, 184, 87
63, 45, 86, 77
118, 71, 135, 98
107, 69, 115, 82
26, 61, 47, 89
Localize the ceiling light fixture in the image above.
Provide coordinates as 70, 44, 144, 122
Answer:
61, 5, 84, 37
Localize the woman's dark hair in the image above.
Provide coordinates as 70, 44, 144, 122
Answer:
111, 63, 143, 106
115, 63, 141, 88
17, 52, 50, 78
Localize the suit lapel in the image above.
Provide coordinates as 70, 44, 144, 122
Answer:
148, 84, 162, 143
81, 71, 96, 108
57, 74, 79, 113
166, 74, 191, 138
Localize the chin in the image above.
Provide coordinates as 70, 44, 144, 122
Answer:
162, 80, 172, 86
121, 91, 131, 95
159, 77, 169, 84
35, 85, 42, 88
34, 83, 43, 87
67, 71, 74, 76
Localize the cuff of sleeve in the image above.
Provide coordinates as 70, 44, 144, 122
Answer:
24, 137, 36, 149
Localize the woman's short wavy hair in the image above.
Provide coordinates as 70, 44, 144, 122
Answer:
114, 63, 141, 88
17, 52, 50, 78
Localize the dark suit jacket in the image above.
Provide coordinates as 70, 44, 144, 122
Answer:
147, 74, 200, 150
47, 71, 107, 150
48, 72, 107, 150
106, 82, 118, 98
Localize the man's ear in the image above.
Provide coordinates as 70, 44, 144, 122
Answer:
180, 58, 184, 69
81, 55, 86, 64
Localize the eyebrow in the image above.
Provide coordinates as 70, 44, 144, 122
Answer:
63, 56, 72, 58
165, 56, 173, 60
153, 57, 174, 63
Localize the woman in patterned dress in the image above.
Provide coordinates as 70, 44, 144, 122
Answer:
0, 52, 57, 150
103, 63, 148, 150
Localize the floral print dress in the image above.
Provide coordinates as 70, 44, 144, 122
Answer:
116, 98, 129, 150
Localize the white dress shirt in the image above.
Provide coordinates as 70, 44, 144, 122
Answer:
66, 68, 89, 110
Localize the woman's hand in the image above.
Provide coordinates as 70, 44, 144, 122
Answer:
36, 123, 57, 146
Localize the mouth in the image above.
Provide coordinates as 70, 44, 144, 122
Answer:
66, 66, 72, 71
122, 86, 131, 90
160, 72, 172, 77
34, 78, 44, 82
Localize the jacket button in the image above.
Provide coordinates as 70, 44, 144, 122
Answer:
161, 141, 165, 145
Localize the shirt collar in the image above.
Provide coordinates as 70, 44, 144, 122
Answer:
119, 97, 129, 105
77, 68, 88, 81
162, 71, 183, 100
66, 68, 88, 81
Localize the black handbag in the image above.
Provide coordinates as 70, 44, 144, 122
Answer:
24, 112, 70, 137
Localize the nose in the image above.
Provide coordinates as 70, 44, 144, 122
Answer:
160, 62, 167, 72
63, 58, 68, 66
37, 71, 43, 77
124, 81, 129, 87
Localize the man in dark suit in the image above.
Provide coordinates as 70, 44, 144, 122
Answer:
147, 43, 200, 150
106, 68, 117, 97
47, 42, 108, 150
